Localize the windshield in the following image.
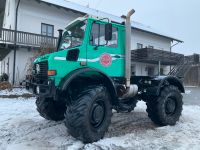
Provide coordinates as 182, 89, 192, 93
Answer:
59, 20, 87, 50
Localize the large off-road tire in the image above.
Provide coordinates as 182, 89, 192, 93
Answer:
146, 85, 183, 126
65, 86, 112, 143
36, 97, 66, 121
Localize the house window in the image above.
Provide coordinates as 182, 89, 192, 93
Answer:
148, 45, 154, 49
90, 23, 118, 48
41, 23, 54, 37
137, 43, 143, 49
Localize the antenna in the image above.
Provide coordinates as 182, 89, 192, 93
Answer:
87, 0, 90, 8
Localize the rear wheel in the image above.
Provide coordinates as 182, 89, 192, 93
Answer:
65, 86, 112, 143
146, 85, 183, 126
36, 97, 66, 121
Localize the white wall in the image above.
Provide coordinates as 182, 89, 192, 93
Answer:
15, 48, 34, 84
2, 50, 14, 82
3, 0, 16, 29
1, 48, 34, 84
129, 29, 172, 76
17, 0, 83, 36
3, 0, 83, 33
131, 30, 171, 51
130, 30, 172, 76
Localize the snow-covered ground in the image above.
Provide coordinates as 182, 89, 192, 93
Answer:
0, 97, 200, 150
0, 88, 31, 96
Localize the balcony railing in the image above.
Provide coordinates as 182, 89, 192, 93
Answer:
0, 28, 58, 48
131, 48, 184, 65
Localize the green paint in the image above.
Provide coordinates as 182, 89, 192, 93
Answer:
34, 17, 126, 87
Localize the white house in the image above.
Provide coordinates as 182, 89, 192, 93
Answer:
0, 0, 183, 85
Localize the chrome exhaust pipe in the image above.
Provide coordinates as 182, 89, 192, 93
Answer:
121, 9, 137, 98
121, 84, 138, 99
124, 9, 135, 87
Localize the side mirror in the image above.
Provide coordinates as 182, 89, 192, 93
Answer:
105, 23, 112, 41
57, 29, 63, 51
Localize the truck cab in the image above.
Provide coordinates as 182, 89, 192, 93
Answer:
33, 17, 125, 88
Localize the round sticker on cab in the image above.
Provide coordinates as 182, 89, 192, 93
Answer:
100, 53, 112, 67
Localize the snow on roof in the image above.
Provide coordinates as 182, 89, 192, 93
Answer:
40, 0, 182, 42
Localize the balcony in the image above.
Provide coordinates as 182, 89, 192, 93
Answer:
0, 28, 58, 48
131, 48, 184, 65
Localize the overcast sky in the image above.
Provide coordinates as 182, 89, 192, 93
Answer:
67, 0, 200, 55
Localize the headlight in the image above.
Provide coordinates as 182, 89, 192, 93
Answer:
36, 64, 40, 74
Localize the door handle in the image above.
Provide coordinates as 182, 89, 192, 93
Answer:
94, 46, 99, 50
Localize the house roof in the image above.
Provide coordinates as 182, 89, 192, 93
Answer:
40, 0, 183, 43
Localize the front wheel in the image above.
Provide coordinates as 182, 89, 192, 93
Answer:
146, 85, 183, 126
65, 86, 112, 143
36, 97, 66, 121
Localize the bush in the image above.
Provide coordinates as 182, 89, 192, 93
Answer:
0, 73, 9, 82
0, 81, 12, 90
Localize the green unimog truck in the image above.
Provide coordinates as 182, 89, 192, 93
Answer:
27, 10, 184, 143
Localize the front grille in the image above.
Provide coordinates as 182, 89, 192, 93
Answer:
33, 61, 48, 82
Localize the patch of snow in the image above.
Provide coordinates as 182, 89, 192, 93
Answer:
184, 86, 198, 88
0, 88, 31, 96
185, 90, 191, 95
0, 98, 200, 150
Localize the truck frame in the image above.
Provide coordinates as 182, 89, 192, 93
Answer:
27, 10, 184, 143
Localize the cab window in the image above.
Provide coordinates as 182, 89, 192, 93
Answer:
90, 23, 118, 48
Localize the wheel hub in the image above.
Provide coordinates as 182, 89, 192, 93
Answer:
91, 103, 104, 127
165, 98, 176, 115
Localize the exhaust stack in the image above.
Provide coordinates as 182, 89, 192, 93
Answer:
120, 9, 138, 99
122, 9, 135, 87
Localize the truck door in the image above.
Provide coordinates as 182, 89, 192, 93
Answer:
86, 21, 124, 77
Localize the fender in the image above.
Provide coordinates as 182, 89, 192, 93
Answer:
59, 67, 118, 102
156, 76, 185, 95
